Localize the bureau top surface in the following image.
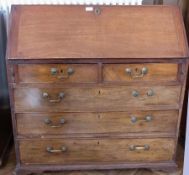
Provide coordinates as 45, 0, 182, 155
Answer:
8, 5, 189, 60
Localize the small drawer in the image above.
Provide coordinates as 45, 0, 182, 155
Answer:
103, 64, 178, 82
14, 86, 181, 112
17, 64, 98, 83
19, 138, 175, 164
16, 110, 178, 136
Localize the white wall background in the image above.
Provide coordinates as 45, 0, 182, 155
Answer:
0, 0, 143, 11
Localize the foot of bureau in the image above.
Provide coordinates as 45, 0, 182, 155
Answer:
151, 165, 178, 173
13, 169, 30, 175
13, 162, 178, 174
14, 166, 41, 175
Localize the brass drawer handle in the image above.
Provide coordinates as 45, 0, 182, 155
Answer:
132, 89, 155, 98
147, 89, 154, 96
42, 92, 65, 103
44, 118, 65, 128
46, 146, 67, 153
51, 67, 74, 79
129, 145, 150, 151
132, 90, 139, 97
131, 115, 153, 123
125, 67, 148, 78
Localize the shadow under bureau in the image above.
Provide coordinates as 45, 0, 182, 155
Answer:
6, 5, 189, 175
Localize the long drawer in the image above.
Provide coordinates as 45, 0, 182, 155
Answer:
16, 111, 178, 136
19, 138, 175, 164
14, 86, 181, 112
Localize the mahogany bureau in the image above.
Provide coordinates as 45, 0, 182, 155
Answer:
6, 5, 189, 175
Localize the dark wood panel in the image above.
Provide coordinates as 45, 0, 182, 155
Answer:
0, 109, 12, 166
0, 13, 12, 167
180, 0, 189, 144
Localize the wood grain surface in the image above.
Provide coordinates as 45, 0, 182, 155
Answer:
14, 86, 181, 112
0, 145, 184, 175
16, 110, 178, 136
19, 138, 175, 164
103, 63, 178, 82
17, 64, 98, 84
8, 5, 188, 59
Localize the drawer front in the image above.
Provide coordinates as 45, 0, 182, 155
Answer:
17, 64, 98, 83
16, 111, 178, 136
19, 138, 175, 164
103, 64, 178, 82
14, 86, 181, 112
